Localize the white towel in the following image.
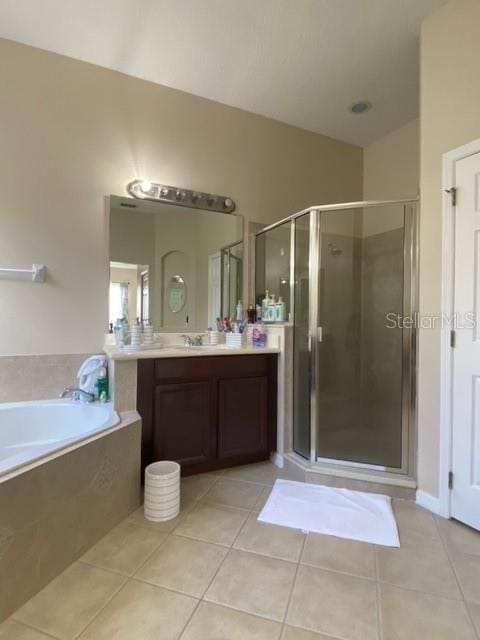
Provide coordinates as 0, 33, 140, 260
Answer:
258, 479, 400, 547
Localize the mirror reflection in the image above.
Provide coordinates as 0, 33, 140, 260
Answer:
109, 195, 243, 331
167, 275, 186, 313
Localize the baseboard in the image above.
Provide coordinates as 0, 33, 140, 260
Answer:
270, 452, 284, 469
416, 489, 444, 516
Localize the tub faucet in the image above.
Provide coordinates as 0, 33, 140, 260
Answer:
60, 387, 95, 403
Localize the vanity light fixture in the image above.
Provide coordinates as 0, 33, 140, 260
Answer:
127, 179, 236, 213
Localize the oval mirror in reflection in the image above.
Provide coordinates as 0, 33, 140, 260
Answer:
167, 275, 186, 313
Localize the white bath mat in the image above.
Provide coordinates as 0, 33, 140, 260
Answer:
258, 479, 400, 547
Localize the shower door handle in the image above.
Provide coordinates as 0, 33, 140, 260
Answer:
308, 327, 323, 351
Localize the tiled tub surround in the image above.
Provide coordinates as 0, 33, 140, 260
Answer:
1, 462, 479, 640
0, 354, 93, 403
0, 412, 142, 622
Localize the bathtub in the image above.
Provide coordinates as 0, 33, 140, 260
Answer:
0, 399, 140, 622
0, 399, 120, 478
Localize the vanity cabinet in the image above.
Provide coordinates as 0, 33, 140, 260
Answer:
137, 354, 277, 475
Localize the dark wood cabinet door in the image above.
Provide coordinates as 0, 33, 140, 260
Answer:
138, 355, 277, 476
218, 375, 268, 460
153, 380, 213, 467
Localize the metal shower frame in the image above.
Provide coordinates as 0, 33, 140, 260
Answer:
255, 199, 419, 478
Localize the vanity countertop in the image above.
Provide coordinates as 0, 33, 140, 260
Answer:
105, 344, 280, 361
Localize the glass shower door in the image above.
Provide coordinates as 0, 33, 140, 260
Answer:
292, 213, 312, 458
315, 204, 407, 470
255, 200, 415, 473
220, 241, 243, 318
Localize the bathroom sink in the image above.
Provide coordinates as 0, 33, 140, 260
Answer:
167, 344, 213, 351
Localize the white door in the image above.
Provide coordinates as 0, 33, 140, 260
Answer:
452, 151, 480, 530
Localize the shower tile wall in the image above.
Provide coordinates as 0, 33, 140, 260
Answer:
317, 232, 362, 459
361, 227, 404, 468
317, 219, 404, 468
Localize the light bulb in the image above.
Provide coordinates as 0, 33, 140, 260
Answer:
140, 180, 152, 193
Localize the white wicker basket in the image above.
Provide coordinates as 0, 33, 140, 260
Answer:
225, 332, 246, 349
144, 461, 180, 522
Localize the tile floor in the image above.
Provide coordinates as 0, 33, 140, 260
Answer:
1, 462, 480, 640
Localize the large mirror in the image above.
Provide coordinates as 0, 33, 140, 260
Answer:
109, 195, 243, 331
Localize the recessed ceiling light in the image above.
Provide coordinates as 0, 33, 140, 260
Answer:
350, 101, 372, 114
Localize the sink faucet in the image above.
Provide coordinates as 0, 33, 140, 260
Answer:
60, 387, 95, 403
180, 334, 204, 347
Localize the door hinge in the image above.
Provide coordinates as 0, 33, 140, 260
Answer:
445, 187, 457, 207
450, 330, 456, 348
448, 471, 454, 490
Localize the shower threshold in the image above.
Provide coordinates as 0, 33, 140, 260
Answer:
282, 452, 416, 500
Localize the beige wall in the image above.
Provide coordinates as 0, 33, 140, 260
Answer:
363, 119, 419, 201
362, 118, 419, 237
0, 38, 362, 356
418, 0, 480, 496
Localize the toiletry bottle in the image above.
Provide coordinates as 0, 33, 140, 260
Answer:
114, 319, 125, 347
121, 318, 130, 344
236, 300, 244, 321
247, 305, 256, 323
95, 368, 108, 401
143, 319, 154, 345
131, 318, 142, 349
276, 296, 286, 322
267, 294, 276, 322
252, 319, 267, 348
261, 290, 270, 319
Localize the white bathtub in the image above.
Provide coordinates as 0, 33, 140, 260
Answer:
0, 399, 120, 477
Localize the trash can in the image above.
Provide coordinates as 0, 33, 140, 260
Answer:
144, 461, 180, 522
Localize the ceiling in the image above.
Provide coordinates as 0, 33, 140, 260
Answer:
0, 0, 446, 146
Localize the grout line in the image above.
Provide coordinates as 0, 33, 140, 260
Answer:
76, 557, 132, 577
374, 545, 384, 640
175, 597, 202, 639
73, 492, 203, 639
373, 576, 469, 601
281, 621, 345, 640
130, 574, 203, 602
433, 516, 480, 640
8, 619, 62, 640
281, 531, 308, 631
177, 501, 253, 639
298, 559, 378, 583
195, 597, 285, 626
72, 575, 130, 640
216, 477, 275, 488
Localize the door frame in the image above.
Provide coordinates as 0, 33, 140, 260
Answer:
439, 138, 480, 518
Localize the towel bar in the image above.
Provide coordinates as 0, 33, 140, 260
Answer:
0, 264, 46, 282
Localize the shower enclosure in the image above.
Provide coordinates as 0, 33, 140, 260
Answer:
255, 200, 417, 477
220, 240, 243, 319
